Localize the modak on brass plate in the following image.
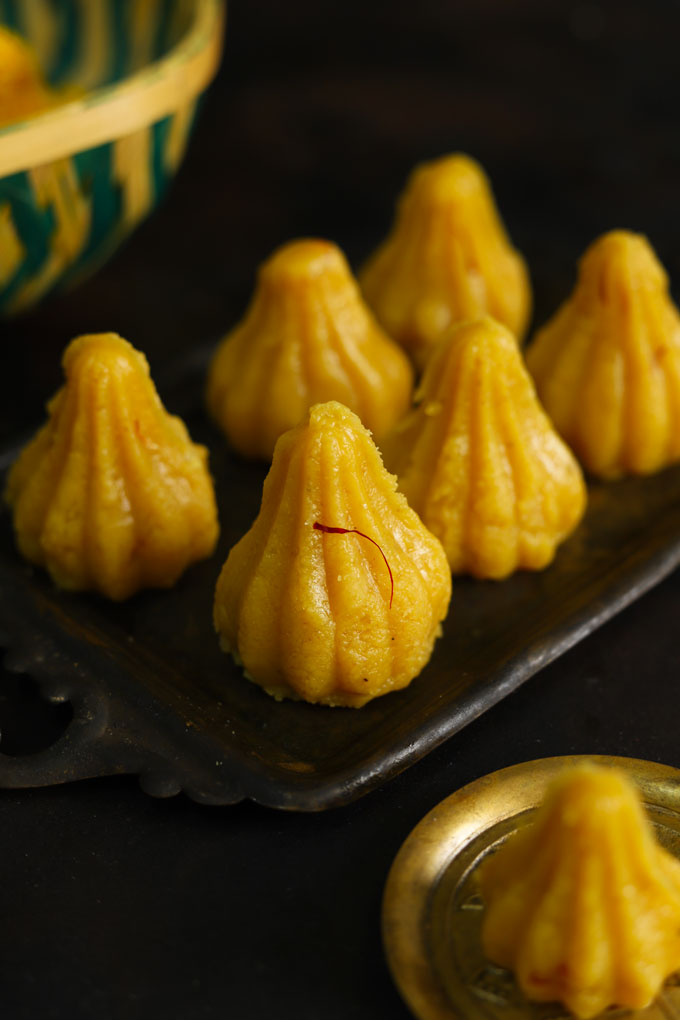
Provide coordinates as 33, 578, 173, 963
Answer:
383, 756, 680, 1020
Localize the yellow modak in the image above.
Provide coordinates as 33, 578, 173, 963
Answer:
359, 154, 531, 369
480, 762, 680, 1018
5, 333, 219, 601
213, 401, 451, 707
527, 230, 680, 479
0, 26, 61, 127
206, 239, 414, 460
381, 317, 586, 578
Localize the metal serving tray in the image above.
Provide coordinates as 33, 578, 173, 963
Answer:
1, 349, 679, 810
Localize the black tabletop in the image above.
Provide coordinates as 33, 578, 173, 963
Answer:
2, 2, 680, 1018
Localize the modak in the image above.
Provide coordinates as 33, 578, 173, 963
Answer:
0, 26, 61, 127
213, 401, 451, 707
381, 317, 586, 578
527, 230, 680, 478
480, 762, 680, 1018
206, 239, 413, 460
5, 333, 219, 600
359, 154, 531, 369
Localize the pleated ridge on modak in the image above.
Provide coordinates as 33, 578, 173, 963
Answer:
359, 154, 531, 369
480, 762, 680, 1018
213, 401, 451, 707
5, 333, 219, 600
381, 317, 586, 578
206, 238, 414, 460
527, 230, 680, 478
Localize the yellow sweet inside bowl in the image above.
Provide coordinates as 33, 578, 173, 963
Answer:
0, 26, 63, 127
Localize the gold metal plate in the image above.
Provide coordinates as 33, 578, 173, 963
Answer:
382, 755, 680, 1020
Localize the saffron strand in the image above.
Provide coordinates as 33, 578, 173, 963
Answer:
313, 520, 394, 608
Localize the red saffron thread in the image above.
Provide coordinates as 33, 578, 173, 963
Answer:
313, 521, 394, 608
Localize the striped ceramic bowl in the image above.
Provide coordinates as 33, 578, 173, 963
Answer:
0, 0, 225, 316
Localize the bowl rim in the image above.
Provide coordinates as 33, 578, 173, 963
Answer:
0, 0, 226, 179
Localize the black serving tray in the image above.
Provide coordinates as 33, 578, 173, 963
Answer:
1, 347, 679, 811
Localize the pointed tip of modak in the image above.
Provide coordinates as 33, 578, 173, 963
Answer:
62, 332, 149, 379
579, 229, 667, 298
261, 238, 348, 284
408, 152, 489, 204
546, 759, 640, 811
401, 153, 498, 226
445, 314, 515, 348
274, 400, 375, 463
422, 315, 517, 384
583, 228, 656, 262
307, 399, 367, 431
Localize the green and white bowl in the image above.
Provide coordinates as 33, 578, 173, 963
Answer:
0, 0, 225, 316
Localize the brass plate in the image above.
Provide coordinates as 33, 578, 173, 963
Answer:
382, 755, 680, 1020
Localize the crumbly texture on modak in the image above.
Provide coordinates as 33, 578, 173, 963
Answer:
206, 238, 413, 460
527, 230, 680, 479
360, 153, 531, 369
381, 316, 586, 579
480, 762, 680, 1018
213, 401, 451, 707
5, 333, 219, 600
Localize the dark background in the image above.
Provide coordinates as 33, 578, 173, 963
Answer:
2, 2, 680, 1018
